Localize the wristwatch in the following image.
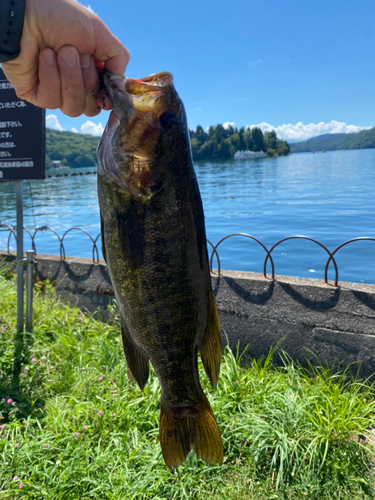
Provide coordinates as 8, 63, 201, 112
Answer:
0, 0, 26, 62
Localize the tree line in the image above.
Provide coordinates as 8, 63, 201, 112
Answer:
189, 124, 290, 160
45, 123, 291, 169
46, 128, 99, 169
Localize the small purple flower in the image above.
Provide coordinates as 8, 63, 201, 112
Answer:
41, 356, 47, 361
81, 367, 85, 371
0, 425, 4, 430
113, 389, 118, 394
7, 399, 12, 404
110, 380, 114, 384
14, 443, 19, 448
98, 377, 103, 382
31, 358, 37, 363
13, 476, 18, 481
82, 426, 87, 431
19, 483, 24, 489
98, 410, 103, 416
24, 367, 28, 371
50, 366, 54, 370
236, 381, 239, 384
43, 444, 49, 449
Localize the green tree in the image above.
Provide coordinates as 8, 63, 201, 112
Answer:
264, 130, 277, 150
251, 127, 265, 152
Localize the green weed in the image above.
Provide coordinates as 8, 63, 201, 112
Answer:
0, 264, 374, 499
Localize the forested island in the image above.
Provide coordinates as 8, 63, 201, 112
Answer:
189, 125, 290, 159
46, 124, 290, 169
290, 127, 375, 153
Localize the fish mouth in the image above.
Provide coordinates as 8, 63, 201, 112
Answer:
102, 71, 174, 111
126, 72, 174, 95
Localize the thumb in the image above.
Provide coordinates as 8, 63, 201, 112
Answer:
92, 17, 130, 76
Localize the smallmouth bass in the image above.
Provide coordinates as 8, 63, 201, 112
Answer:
97, 71, 223, 467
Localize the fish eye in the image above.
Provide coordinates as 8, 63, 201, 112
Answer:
159, 111, 176, 130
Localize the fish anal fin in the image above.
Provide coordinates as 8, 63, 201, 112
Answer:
200, 291, 222, 388
159, 394, 223, 468
121, 322, 149, 391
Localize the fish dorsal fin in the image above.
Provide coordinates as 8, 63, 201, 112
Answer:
121, 322, 149, 391
199, 291, 222, 388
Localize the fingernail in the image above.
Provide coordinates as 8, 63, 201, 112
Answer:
60, 46, 78, 68
42, 49, 55, 66
80, 54, 91, 69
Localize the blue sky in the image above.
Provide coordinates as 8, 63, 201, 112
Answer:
48, 0, 375, 142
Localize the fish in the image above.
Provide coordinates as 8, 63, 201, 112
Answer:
96, 70, 223, 468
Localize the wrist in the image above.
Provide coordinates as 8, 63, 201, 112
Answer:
0, 0, 26, 62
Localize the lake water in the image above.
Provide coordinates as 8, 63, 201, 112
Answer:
0, 149, 374, 284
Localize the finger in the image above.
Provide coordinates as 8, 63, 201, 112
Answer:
36, 48, 62, 109
80, 54, 101, 117
57, 45, 86, 117
91, 17, 130, 76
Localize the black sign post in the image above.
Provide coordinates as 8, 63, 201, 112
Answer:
0, 68, 45, 332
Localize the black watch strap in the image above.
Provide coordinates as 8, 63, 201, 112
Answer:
0, 0, 26, 63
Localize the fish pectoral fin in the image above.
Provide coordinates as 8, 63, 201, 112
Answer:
200, 291, 222, 388
159, 394, 223, 468
121, 322, 149, 391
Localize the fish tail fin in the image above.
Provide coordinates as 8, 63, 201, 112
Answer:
200, 291, 222, 388
159, 394, 223, 468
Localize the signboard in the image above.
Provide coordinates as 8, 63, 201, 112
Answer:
0, 67, 45, 181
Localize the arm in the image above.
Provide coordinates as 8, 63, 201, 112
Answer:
0, 0, 129, 116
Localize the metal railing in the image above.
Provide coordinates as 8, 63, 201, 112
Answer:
1, 222, 374, 287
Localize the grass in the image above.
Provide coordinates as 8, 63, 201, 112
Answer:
1, 262, 375, 499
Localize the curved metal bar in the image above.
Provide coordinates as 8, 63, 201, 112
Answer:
31, 226, 63, 257
61, 227, 99, 263
0, 223, 373, 283
324, 237, 375, 287
0, 223, 17, 253
209, 233, 274, 277
264, 235, 338, 284
93, 232, 102, 263
206, 238, 221, 274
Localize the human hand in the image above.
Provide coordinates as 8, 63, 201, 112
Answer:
1, 0, 129, 117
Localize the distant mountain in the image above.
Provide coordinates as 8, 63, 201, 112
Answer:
290, 127, 375, 153
46, 128, 99, 168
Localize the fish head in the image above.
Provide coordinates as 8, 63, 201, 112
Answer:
97, 71, 191, 200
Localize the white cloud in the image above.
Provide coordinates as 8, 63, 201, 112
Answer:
246, 120, 372, 142
46, 114, 64, 131
223, 122, 236, 130
81, 121, 104, 136
71, 127, 78, 133
85, 5, 96, 13
75, 2, 96, 14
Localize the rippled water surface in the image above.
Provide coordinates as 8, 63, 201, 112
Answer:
1, 149, 374, 284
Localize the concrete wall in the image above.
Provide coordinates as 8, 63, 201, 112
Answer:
1, 251, 375, 377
